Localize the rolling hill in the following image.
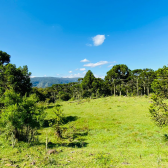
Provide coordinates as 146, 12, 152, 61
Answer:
30, 77, 79, 88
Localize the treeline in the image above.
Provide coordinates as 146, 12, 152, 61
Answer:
0, 50, 166, 104
31, 64, 163, 102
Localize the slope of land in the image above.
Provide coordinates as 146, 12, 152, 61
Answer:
30, 77, 79, 88
1, 96, 168, 167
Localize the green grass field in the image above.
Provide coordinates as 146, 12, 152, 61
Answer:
1, 96, 168, 167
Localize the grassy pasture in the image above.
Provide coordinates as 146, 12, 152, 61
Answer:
1, 96, 168, 167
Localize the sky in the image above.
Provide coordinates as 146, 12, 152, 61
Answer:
1, 0, 168, 78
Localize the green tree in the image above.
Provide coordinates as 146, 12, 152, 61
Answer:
0, 51, 32, 97
132, 69, 142, 96
151, 66, 168, 98
140, 68, 155, 95
81, 70, 95, 90
0, 88, 45, 145
81, 70, 95, 97
149, 94, 168, 127
105, 64, 130, 96
149, 66, 168, 127
49, 104, 64, 139
0, 51, 10, 65
92, 78, 105, 98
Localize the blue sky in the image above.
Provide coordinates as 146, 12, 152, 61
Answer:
1, 0, 168, 78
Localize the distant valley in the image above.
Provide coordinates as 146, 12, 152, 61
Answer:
30, 77, 79, 88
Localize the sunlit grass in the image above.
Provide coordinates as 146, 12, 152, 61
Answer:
1, 96, 168, 167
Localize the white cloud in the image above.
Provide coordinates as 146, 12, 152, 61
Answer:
83, 71, 87, 74
86, 43, 92, 47
30, 76, 36, 78
108, 64, 113, 67
94, 74, 105, 79
63, 73, 85, 78
107, 61, 117, 67
92, 35, 105, 46
80, 68, 86, 71
80, 59, 89, 62
75, 68, 79, 70
69, 71, 72, 73
44, 75, 47, 77
84, 61, 108, 68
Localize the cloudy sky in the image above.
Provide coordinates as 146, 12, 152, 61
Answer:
1, 0, 168, 78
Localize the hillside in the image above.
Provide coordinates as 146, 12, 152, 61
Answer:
1, 96, 168, 167
30, 77, 79, 88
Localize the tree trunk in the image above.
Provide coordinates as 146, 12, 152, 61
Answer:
147, 87, 149, 96
114, 83, 116, 96
147, 78, 149, 96
137, 78, 139, 96
120, 83, 121, 96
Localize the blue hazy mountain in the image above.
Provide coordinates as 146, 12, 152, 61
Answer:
30, 77, 79, 88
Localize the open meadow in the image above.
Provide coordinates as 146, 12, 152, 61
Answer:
1, 96, 168, 168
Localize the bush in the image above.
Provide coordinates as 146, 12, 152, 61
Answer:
60, 93, 71, 101
49, 104, 64, 139
149, 94, 168, 127
82, 90, 91, 98
0, 89, 45, 145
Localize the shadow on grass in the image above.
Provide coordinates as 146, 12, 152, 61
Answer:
47, 104, 63, 109
47, 140, 88, 148
29, 129, 88, 148
43, 115, 78, 127
72, 131, 88, 139
62, 116, 78, 124
163, 134, 168, 141
47, 105, 55, 109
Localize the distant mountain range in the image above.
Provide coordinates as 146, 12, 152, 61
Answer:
30, 77, 79, 88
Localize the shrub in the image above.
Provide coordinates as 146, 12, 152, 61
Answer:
60, 93, 71, 101
0, 88, 45, 145
49, 104, 64, 139
149, 94, 168, 127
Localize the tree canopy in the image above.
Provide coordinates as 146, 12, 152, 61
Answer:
0, 51, 10, 65
0, 51, 32, 97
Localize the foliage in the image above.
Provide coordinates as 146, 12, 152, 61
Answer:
49, 104, 64, 139
105, 64, 130, 96
0, 50, 10, 65
59, 92, 71, 101
149, 94, 168, 127
0, 51, 32, 97
152, 66, 168, 98
0, 88, 45, 144
30, 64, 159, 100
149, 66, 168, 127
81, 70, 95, 90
